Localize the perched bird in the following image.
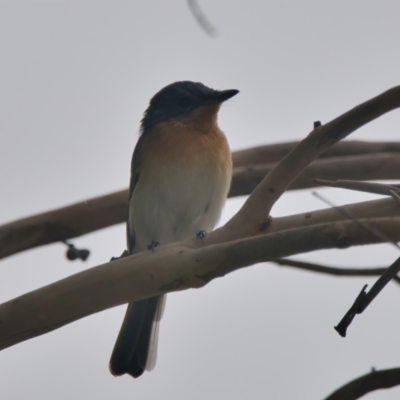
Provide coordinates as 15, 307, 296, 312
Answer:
109, 81, 239, 378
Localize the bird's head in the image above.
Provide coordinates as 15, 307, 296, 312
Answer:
140, 81, 239, 133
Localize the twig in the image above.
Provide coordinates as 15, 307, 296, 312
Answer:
187, 0, 217, 37
324, 367, 400, 400
315, 178, 400, 197
273, 258, 400, 284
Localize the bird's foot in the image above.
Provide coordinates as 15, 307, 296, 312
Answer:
147, 240, 160, 252
196, 230, 207, 241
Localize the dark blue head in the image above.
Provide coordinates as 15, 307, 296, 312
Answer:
140, 81, 239, 132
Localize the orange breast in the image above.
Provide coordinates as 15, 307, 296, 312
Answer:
140, 104, 232, 174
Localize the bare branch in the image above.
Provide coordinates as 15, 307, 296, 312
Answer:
0, 190, 128, 260
312, 191, 400, 250
335, 256, 400, 337
324, 367, 400, 400
273, 258, 400, 284
233, 140, 400, 166
230, 153, 400, 197
315, 179, 400, 196
1, 217, 400, 350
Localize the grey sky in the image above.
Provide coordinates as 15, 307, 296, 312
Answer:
1, 1, 400, 399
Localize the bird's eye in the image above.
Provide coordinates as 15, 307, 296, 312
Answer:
177, 98, 193, 110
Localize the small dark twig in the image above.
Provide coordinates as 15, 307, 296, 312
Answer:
334, 285, 368, 337
335, 256, 400, 337
358, 256, 400, 313
324, 367, 400, 400
63, 241, 90, 262
187, 0, 218, 37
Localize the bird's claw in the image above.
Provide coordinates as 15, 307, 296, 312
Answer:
196, 230, 207, 240
147, 240, 160, 252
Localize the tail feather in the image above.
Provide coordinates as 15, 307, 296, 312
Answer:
109, 296, 164, 378
144, 294, 166, 371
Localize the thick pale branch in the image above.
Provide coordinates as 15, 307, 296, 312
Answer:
1, 217, 399, 351
324, 367, 400, 400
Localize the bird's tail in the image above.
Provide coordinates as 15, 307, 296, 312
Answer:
109, 295, 166, 378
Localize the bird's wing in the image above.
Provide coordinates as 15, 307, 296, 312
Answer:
127, 133, 147, 252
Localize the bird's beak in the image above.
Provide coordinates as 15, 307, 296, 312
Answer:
213, 89, 240, 103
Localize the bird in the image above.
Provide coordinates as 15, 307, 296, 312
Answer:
109, 81, 239, 378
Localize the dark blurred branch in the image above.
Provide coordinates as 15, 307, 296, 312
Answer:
273, 258, 400, 284
187, 0, 217, 37
324, 367, 400, 400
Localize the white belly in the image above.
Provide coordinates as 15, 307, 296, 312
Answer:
128, 162, 230, 252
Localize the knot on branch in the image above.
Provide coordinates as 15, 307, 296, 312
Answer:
63, 241, 90, 262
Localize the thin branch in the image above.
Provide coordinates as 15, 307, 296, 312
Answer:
273, 258, 400, 284
324, 367, 400, 400
187, 0, 217, 37
315, 178, 400, 196
1, 217, 400, 350
233, 140, 400, 166
230, 152, 400, 197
